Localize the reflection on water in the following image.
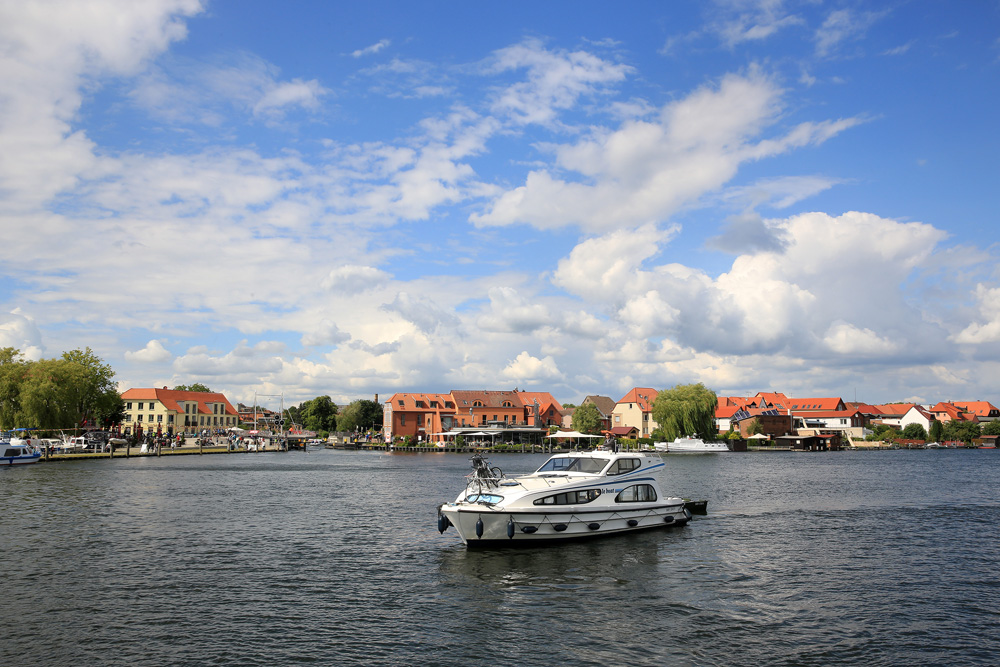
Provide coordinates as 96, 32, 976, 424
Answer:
3, 449, 1000, 666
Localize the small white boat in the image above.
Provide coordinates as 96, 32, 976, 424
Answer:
655, 437, 731, 453
2, 432, 43, 465
437, 451, 691, 547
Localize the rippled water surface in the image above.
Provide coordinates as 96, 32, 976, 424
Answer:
3, 449, 999, 666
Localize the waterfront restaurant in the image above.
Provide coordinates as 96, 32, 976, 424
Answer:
121, 387, 240, 436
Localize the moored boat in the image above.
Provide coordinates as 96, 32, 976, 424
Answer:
437, 451, 692, 547
655, 436, 731, 453
2, 432, 43, 465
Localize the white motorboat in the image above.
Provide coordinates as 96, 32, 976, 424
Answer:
437, 451, 692, 547
2, 432, 43, 465
655, 436, 730, 453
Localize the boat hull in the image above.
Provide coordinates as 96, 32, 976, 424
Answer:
2, 451, 42, 465
439, 501, 691, 547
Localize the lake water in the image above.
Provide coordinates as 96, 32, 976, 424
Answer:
3, 448, 999, 666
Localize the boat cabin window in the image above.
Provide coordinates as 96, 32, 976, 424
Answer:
466, 494, 503, 504
615, 484, 658, 503
533, 489, 602, 505
606, 459, 641, 475
4, 448, 19, 457
536, 457, 609, 474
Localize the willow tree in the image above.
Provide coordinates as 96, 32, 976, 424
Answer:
651, 383, 718, 441
0, 346, 120, 429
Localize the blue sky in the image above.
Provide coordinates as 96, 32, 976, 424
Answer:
1, 0, 999, 409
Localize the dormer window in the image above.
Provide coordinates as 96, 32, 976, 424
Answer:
473, 400, 484, 407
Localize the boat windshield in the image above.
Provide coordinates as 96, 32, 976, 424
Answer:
535, 456, 609, 474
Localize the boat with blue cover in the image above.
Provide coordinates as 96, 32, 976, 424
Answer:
2, 430, 43, 465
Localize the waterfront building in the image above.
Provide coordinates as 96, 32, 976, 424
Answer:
515, 391, 564, 428
381, 389, 562, 443
612, 387, 659, 438
120, 387, 239, 436
954, 401, 999, 421
382, 392, 456, 442
929, 402, 981, 424
900, 405, 938, 433
450, 390, 525, 429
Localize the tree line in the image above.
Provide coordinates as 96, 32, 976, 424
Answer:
0, 347, 124, 430
284, 396, 383, 437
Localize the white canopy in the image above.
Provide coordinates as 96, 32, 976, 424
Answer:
546, 430, 604, 439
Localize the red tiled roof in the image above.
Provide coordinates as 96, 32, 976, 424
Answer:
755, 392, 791, 409
121, 387, 237, 416
715, 405, 740, 418
787, 397, 845, 411
516, 391, 563, 415
385, 392, 456, 411
617, 387, 658, 412
958, 401, 998, 416
450, 390, 522, 409
873, 403, 916, 417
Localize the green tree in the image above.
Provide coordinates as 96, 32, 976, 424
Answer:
902, 423, 928, 440
299, 395, 338, 433
868, 423, 899, 441
337, 399, 383, 433
943, 420, 981, 444
571, 402, 602, 434
651, 383, 718, 441
60, 348, 120, 428
0, 347, 120, 429
174, 383, 212, 392
748, 418, 763, 436
981, 421, 1000, 437
0, 348, 28, 428
929, 419, 944, 442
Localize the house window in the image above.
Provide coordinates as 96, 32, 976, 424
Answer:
137, 415, 143, 422
126, 402, 132, 410
401, 415, 406, 426
473, 400, 483, 407
157, 415, 163, 423
138, 403, 144, 410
